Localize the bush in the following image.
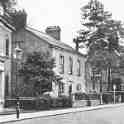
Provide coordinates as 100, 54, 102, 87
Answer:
102, 93, 113, 104
75, 92, 88, 100
51, 96, 72, 108
5, 95, 72, 110
88, 93, 100, 100
35, 95, 52, 110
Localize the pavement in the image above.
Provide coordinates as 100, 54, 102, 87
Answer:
0, 108, 38, 115
1, 103, 124, 124
0, 108, 16, 115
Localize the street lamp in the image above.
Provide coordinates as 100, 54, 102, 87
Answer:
113, 84, 116, 104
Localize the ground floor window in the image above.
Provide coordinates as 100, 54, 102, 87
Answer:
5, 74, 9, 97
58, 82, 64, 95
76, 84, 81, 91
69, 84, 72, 96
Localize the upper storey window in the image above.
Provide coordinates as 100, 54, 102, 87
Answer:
69, 57, 73, 75
77, 59, 81, 76
5, 38, 9, 56
59, 55, 64, 74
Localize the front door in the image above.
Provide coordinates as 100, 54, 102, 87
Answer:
0, 61, 5, 110
0, 71, 4, 109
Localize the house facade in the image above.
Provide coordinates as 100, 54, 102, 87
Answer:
11, 26, 86, 98
0, 16, 15, 109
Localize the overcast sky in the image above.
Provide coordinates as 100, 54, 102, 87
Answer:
18, 0, 124, 47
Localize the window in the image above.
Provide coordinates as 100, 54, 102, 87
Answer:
5, 38, 9, 56
91, 68, 96, 90
69, 57, 73, 74
59, 82, 64, 95
5, 74, 9, 96
59, 55, 64, 74
77, 60, 81, 76
76, 84, 81, 91
69, 84, 72, 96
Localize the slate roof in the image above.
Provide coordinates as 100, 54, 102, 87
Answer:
0, 15, 15, 31
25, 26, 78, 53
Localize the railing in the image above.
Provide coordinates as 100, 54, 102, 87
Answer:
3, 91, 124, 118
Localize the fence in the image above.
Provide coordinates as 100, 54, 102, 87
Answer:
73, 91, 124, 107
4, 95, 72, 110
4, 91, 124, 110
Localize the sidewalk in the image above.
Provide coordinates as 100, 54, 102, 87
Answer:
0, 108, 16, 115
0, 103, 124, 123
0, 108, 37, 115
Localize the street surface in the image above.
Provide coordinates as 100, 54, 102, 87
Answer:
38, 105, 124, 124
1, 104, 124, 124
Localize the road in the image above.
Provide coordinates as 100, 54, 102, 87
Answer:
1, 104, 124, 124
79, 105, 124, 124
38, 105, 124, 124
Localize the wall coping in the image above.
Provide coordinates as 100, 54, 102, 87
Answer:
0, 103, 124, 123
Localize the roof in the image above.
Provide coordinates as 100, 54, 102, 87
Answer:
0, 17, 15, 31
25, 26, 85, 57
0, 14, 15, 31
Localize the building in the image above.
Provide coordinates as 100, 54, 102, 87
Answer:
85, 50, 120, 93
0, 16, 15, 109
0, 4, 86, 109
11, 26, 86, 98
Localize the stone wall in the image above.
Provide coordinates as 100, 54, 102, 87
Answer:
73, 100, 100, 107
11, 28, 52, 96
52, 48, 86, 96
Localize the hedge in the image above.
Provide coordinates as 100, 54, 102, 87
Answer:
5, 95, 72, 110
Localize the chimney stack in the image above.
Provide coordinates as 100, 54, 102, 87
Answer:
45, 26, 61, 41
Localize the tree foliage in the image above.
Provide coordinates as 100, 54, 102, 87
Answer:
74, 0, 124, 55
74, 0, 124, 90
18, 51, 62, 96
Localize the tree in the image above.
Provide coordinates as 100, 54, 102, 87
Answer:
74, 0, 124, 90
18, 51, 62, 96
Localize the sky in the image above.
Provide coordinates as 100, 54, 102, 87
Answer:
17, 0, 124, 48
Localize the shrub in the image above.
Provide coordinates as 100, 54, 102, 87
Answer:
75, 92, 88, 100
88, 93, 100, 100
102, 93, 113, 104
5, 95, 72, 110
51, 96, 72, 108
35, 95, 52, 110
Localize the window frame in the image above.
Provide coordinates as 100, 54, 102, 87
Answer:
59, 54, 64, 74
5, 38, 9, 56
69, 57, 73, 75
59, 82, 64, 95
77, 59, 81, 76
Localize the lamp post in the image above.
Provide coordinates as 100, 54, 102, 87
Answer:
13, 43, 23, 119
113, 84, 116, 104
